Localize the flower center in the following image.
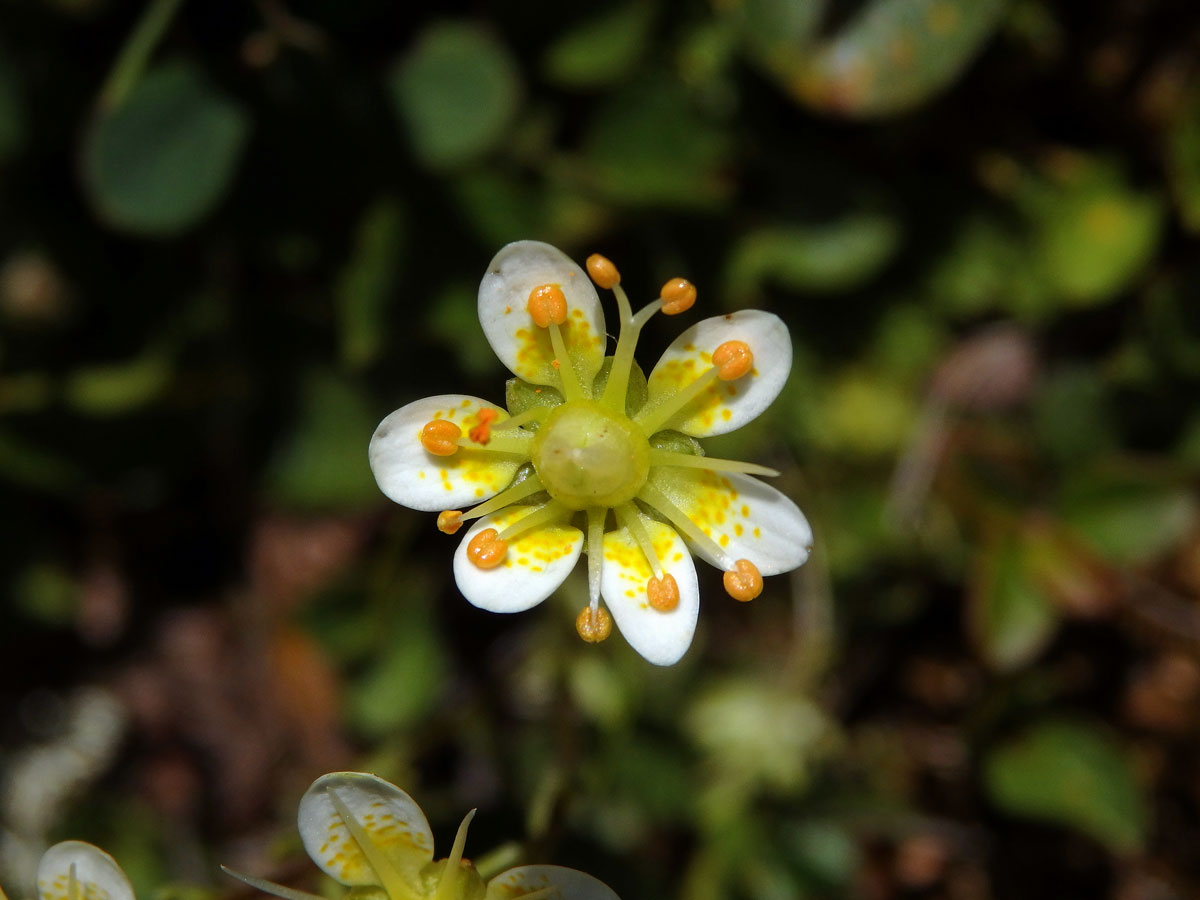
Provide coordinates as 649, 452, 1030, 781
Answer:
531, 399, 649, 510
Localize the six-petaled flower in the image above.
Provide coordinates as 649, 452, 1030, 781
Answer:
370, 241, 812, 665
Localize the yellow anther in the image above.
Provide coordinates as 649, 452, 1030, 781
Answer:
420, 419, 461, 456
467, 528, 507, 568
723, 559, 763, 602
468, 408, 498, 444
437, 510, 464, 534
659, 278, 696, 315
527, 283, 568, 328
646, 573, 680, 612
576, 605, 613, 643
712, 340, 753, 381
586, 253, 620, 289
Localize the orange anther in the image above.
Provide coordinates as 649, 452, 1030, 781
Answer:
420, 419, 461, 456
467, 528, 507, 568
647, 573, 680, 611
586, 253, 620, 289
468, 408, 498, 444
527, 283, 568, 328
576, 605, 613, 643
437, 510, 464, 534
712, 340, 753, 381
723, 559, 763, 602
659, 278, 696, 315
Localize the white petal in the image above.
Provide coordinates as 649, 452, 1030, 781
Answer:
485, 865, 621, 900
297, 772, 434, 888
600, 517, 699, 666
645, 310, 792, 436
478, 241, 607, 387
645, 469, 812, 575
38, 842, 134, 900
453, 506, 583, 612
369, 394, 524, 512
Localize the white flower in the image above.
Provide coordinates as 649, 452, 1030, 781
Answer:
35, 841, 134, 900
370, 241, 812, 666
224, 771, 619, 900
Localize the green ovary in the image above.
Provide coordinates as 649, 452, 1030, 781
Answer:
531, 400, 650, 510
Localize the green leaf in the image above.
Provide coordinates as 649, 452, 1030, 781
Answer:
984, 720, 1147, 852
581, 78, 730, 208
1023, 157, 1163, 306
969, 528, 1059, 671
792, 0, 1009, 117
1167, 88, 1200, 233
727, 0, 826, 77
1032, 367, 1116, 464
64, 351, 172, 415
266, 371, 380, 511
82, 61, 249, 235
1059, 472, 1196, 566
543, 2, 655, 89
388, 22, 521, 169
336, 200, 404, 370
346, 592, 447, 737
724, 215, 900, 300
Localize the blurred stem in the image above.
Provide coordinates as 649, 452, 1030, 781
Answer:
99, 0, 186, 110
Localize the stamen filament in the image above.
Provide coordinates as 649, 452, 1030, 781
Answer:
631, 298, 664, 330
547, 322, 585, 401
220, 868, 329, 900
68, 863, 78, 900
462, 474, 545, 521
600, 285, 648, 412
326, 789, 423, 900
496, 500, 569, 542
635, 367, 721, 434
616, 503, 663, 579
648, 449, 780, 477
587, 506, 606, 611
637, 483, 734, 570
434, 809, 476, 900
491, 406, 550, 431
456, 433, 533, 455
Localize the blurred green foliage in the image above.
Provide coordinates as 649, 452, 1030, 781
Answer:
2, 0, 1200, 898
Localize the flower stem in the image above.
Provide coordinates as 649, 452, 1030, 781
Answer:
99, 0, 186, 109
649, 449, 779, 477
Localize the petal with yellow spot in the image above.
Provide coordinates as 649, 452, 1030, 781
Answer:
478, 241, 606, 388
646, 469, 811, 575
600, 516, 699, 666
645, 310, 792, 437
369, 394, 523, 512
38, 842, 134, 900
297, 772, 434, 889
453, 506, 583, 613
485, 865, 621, 900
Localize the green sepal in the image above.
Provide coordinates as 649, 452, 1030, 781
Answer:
591, 356, 649, 416
649, 429, 705, 457
505, 377, 563, 425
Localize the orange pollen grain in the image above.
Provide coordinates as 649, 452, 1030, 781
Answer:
576, 605, 613, 643
437, 510, 464, 534
468, 408, 498, 444
647, 573, 680, 611
586, 253, 620, 289
723, 559, 763, 602
659, 278, 697, 315
527, 283, 568, 327
420, 419, 461, 456
712, 340, 753, 381
467, 528, 507, 568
